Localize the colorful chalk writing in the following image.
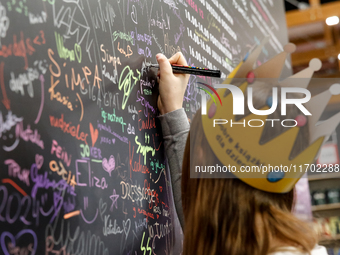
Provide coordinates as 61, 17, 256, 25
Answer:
55, 32, 82, 63
0, 0, 288, 254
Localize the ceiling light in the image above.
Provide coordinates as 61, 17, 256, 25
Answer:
326, 16, 339, 26
338, 54, 340, 61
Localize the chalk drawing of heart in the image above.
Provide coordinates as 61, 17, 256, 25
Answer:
1, 229, 38, 255
35, 154, 44, 169
131, 5, 138, 24
74, 43, 82, 63
102, 155, 115, 176
89, 123, 98, 147
123, 218, 131, 239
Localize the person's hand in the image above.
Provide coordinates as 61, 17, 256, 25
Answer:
156, 52, 190, 115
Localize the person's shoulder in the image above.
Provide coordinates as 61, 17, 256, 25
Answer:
311, 245, 328, 255
268, 245, 328, 255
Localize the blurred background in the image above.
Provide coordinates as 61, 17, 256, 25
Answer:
285, 0, 340, 77
285, 1, 340, 253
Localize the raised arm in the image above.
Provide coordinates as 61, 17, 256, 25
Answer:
156, 52, 190, 229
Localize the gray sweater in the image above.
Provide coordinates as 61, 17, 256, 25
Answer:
158, 108, 189, 229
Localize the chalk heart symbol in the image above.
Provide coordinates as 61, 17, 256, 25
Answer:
35, 154, 44, 169
74, 43, 82, 63
89, 123, 98, 147
123, 219, 131, 239
1, 229, 38, 255
131, 5, 137, 24
102, 155, 115, 176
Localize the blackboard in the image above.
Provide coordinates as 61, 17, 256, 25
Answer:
0, 0, 289, 254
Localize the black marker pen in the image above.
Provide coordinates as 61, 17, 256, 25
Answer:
149, 64, 221, 78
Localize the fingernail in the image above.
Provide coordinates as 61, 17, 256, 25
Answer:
156, 53, 165, 60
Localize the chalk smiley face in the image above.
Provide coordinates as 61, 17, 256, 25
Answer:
1, 127, 19, 152
0, 111, 23, 152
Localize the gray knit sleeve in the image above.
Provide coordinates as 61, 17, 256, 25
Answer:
158, 108, 189, 229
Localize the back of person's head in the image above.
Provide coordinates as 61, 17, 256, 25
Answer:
181, 82, 318, 255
